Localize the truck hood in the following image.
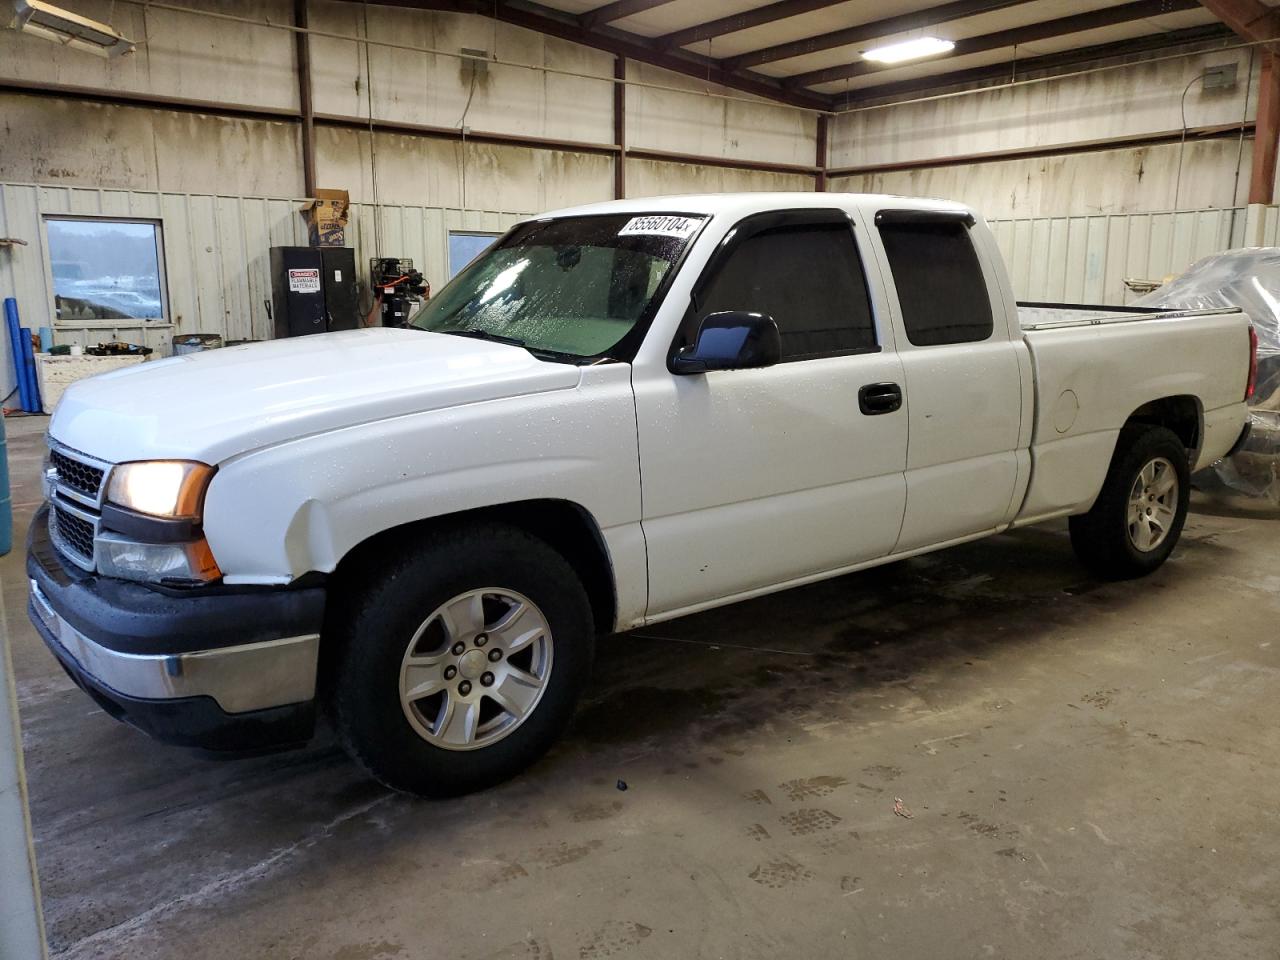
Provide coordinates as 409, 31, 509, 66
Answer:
50, 328, 583, 464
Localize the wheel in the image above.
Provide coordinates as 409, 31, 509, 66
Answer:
1068, 424, 1191, 580
328, 522, 595, 797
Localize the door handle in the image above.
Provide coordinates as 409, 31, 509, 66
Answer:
858, 382, 902, 415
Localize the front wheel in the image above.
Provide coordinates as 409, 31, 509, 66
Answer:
1069, 424, 1191, 580
328, 523, 595, 797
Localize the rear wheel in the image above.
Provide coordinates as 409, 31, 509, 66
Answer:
329, 523, 594, 796
1069, 424, 1191, 580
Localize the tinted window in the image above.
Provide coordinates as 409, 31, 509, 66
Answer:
877, 219, 993, 346
693, 222, 876, 362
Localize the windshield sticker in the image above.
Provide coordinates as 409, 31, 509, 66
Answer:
617, 215, 703, 239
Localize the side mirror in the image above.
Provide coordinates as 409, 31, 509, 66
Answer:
671, 311, 781, 374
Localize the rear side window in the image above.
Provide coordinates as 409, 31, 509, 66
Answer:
693, 223, 876, 361
877, 220, 993, 346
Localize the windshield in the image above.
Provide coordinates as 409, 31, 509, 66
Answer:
412, 213, 706, 359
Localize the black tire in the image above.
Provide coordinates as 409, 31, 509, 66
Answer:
328, 522, 594, 797
1068, 424, 1191, 581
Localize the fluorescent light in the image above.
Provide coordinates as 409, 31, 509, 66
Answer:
10, 0, 135, 58
862, 36, 955, 65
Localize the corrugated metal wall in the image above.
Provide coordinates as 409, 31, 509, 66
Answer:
1, 180, 1274, 399
1251, 206, 1280, 248
988, 207, 1249, 305
0, 180, 528, 373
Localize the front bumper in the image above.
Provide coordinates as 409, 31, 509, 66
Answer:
27, 505, 326, 752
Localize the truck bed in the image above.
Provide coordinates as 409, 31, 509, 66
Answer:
1013, 300, 1253, 524
1017, 301, 1244, 331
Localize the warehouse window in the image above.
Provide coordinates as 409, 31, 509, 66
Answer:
693, 222, 876, 362
45, 217, 166, 324
448, 232, 501, 279
877, 219, 992, 346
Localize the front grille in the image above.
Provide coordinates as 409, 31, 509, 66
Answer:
45, 442, 113, 572
50, 449, 105, 500
50, 504, 95, 564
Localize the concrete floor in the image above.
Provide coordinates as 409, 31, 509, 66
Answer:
5, 412, 1280, 960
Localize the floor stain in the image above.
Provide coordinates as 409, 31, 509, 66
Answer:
748, 857, 815, 889
477, 861, 529, 889
814, 831, 857, 855
779, 808, 842, 836
572, 686, 727, 744
330, 942, 405, 960
861, 764, 903, 781
578, 920, 653, 959
779, 775, 849, 801
958, 812, 1016, 841
1082, 689, 1119, 709
531, 839, 603, 868
570, 801, 623, 823
475, 935, 554, 959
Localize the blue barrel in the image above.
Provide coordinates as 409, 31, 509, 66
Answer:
19, 327, 40, 414
0, 413, 11, 556
4, 299, 30, 413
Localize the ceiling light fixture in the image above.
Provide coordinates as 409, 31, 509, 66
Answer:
862, 36, 955, 65
9, 0, 136, 58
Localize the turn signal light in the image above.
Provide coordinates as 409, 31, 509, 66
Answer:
96, 532, 223, 585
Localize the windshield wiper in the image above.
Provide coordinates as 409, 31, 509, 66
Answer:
439, 328, 528, 348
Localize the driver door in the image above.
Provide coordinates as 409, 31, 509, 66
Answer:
632, 209, 909, 618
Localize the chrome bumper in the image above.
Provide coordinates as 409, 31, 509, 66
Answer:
30, 578, 319, 715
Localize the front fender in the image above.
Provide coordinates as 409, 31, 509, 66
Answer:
201, 366, 644, 618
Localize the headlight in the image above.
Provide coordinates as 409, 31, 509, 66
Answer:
96, 531, 222, 585
106, 461, 214, 518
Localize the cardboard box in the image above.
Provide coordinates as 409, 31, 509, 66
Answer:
300, 189, 350, 247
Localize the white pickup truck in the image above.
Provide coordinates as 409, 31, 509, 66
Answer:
28, 193, 1257, 796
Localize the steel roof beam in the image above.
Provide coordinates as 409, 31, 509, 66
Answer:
726, 0, 1033, 70
338, 0, 833, 108
580, 0, 678, 29
1197, 0, 1280, 43
785, 0, 1201, 88
652, 0, 852, 50
832, 23, 1231, 104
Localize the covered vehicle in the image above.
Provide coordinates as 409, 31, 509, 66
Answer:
1135, 249, 1280, 504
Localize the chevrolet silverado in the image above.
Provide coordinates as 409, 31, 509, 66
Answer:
28, 194, 1257, 796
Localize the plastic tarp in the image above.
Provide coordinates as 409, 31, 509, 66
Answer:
1134, 249, 1280, 503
